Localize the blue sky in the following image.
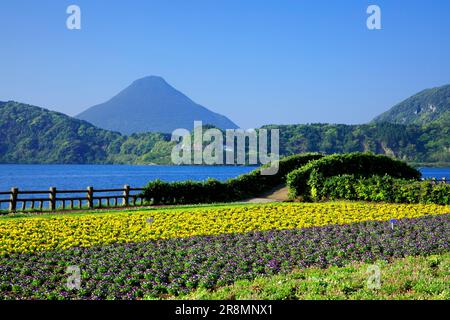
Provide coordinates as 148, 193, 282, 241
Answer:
0, 0, 449, 128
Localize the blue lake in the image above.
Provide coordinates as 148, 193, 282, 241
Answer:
0, 165, 448, 192
418, 167, 450, 180
0, 165, 255, 191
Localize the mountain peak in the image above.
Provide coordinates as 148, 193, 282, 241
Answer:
125, 75, 174, 95
76, 77, 239, 134
132, 75, 168, 85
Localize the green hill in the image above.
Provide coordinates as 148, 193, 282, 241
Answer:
0, 101, 448, 165
372, 84, 450, 126
262, 122, 449, 165
0, 101, 174, 164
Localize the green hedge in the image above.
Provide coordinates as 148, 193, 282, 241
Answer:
315, 174, 450, 205
142, 153, 323, 205
287, 152, 421, 199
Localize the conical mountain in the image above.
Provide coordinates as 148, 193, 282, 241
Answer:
76, 76, 239, 134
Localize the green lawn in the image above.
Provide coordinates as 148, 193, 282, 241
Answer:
0, 201, 257, 220
170, 253, 450, 300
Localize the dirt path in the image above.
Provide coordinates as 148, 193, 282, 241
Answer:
245, 185, 289, 203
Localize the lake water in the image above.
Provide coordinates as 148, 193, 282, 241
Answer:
418, 167, 450, 180
0, 165, 448, 192
0, 165, 255, 191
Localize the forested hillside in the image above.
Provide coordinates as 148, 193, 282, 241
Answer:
0, 101, 174, 164
262, 122, 449, 165
372, 84, 450, 125
0, 101, 448, 165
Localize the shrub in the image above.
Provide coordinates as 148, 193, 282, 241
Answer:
287, 153, 421, 199
315, 174, 450, 205
142, 153, 323, 205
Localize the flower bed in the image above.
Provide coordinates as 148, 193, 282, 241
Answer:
1, 202, 449, 255
0, 214, 448, 299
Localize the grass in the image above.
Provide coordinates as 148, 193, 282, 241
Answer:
0, 201, 257, 220
170, 253, 450, 300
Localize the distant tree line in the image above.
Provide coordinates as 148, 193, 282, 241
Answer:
0, 101, 448, 165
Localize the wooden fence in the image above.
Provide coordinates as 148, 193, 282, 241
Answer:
0, 177, 448, 213
0, 185, 145, 213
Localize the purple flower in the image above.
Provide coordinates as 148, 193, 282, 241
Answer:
0, 214, 448, 299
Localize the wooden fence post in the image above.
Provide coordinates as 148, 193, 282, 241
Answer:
123, 185, 130, 206
87, 186, 94, 209
9, 187, 18, 212
49, 187, 56, 210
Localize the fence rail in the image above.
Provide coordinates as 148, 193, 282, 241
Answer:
0, 185, 146, 213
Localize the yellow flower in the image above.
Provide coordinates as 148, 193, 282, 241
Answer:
0, 201, 448, 255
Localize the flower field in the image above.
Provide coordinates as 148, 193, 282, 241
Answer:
0, 214, 448, 299
0, 202, 448, 256
0, 201, 449, 300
